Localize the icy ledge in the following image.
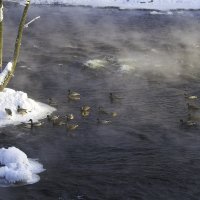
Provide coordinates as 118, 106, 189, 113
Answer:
0, 88, 56, 127
0, 147, 45, 186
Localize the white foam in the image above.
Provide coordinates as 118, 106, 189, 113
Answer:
119, 64, 136, 73
0, 147, 45, 186
84, 59, 108, 69
150, 10, 173, 15
0, 88, 56, 127
5, 0, 200, 10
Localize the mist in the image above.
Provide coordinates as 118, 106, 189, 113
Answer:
1, 3, 200, 199
2, 3, 200, 128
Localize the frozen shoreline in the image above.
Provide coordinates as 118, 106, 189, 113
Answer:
5, 0, 200, 10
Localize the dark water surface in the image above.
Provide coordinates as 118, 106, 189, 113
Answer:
1, 3, 200, 200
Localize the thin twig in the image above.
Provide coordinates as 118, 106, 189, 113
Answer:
24, 16, 40, 28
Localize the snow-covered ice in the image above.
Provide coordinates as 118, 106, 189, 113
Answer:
0, 147, 45, 186
0, 88, 56, 127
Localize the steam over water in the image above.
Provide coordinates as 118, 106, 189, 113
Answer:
1, 2, 200, 199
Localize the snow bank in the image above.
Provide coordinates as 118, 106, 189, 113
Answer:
0, 147, 45, 186
5, 0, 200, 10
0, 88, 56, 127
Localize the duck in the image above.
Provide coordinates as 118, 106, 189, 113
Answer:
109, 92, 123, 103
97, 118, 112, 125
180, 119, 197, 127
68, 90, 81, 101
29, 119, 44, 127
17, 106, 27, 115
187, 103, 199, 111
81, 110, 90, 117
47, 115, 59, 121
47, 98, 58, 107
184, 93, 198, 100
68, 90, 80, 97
66, 113, 74, 121
98, 106, 118, 117
68, 95, 80, 101
81, 105, 91, 112
98, 106, 109, 115
21, 122, 33, 129
22, 119, 43, 129
5, 108, 12, 116
52, 118, 66, 126
111, 112, 118, 117
187, 114, 200, 121
66, 123, 79, 131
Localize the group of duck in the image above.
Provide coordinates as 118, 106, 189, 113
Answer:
5, 106, 28, 116
12, 90, 122, 130
180, 93, 200, 128
47, 90, 122, 130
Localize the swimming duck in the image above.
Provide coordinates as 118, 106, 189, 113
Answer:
17, 106, 27, 115
68, 90, 80, 97
21, 122, 33, 129
180, 119, 197, 127
111, 112, 118, 117
187, 114, 200, 121
98, 106, 109, 115
184, 93, 198, 100
81, 105, 91, 112
109, 92, 123, 103
48, 98, 58, 107
97, 118, 112, 125
22, 119, 43, 129
187, 103, 199, 111
29, 119, 44, 127
68, 90, 81, 101
52, 118, 66, 126
66, 113, 74, 121
68, 95, 80, 101
5, 108, 12, 116
47, 115, 59, 121
81, 110, 90, 117
66, 123, 79, 131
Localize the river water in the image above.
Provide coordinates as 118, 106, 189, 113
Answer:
0, 3, 200, 200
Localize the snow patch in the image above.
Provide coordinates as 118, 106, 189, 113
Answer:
0, 62, 13, 85
0, 88, 56, 127
0, 147, 45, 186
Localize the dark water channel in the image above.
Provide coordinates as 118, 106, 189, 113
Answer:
1, 3, 200, 200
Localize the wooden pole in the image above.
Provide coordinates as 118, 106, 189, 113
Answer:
0, 0, 3, 72
0, 0, 31, 91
